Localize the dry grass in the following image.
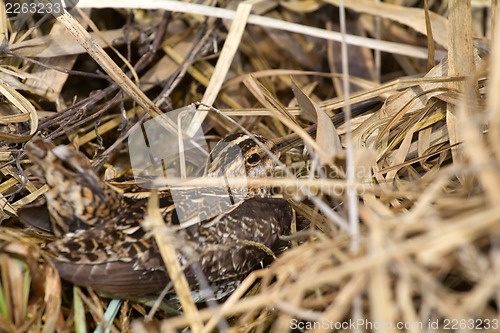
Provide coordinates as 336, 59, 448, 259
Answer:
0, 0, 499, 332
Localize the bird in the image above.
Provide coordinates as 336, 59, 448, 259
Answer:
20, 100, 380, 298
22, 133, 293, 298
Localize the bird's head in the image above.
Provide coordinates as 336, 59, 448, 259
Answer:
204, 133, 279, 196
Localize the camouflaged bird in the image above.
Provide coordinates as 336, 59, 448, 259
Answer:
22, 134, 292, 298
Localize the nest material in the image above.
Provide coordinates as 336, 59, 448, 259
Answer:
0, 1, 499, 332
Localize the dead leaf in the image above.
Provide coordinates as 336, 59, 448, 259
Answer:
291, 80, 341, 165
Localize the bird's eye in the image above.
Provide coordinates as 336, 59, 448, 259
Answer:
246, 153, 261, 165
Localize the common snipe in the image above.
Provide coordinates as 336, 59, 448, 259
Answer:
20, 101, 379, 298
22, 133, 292, 298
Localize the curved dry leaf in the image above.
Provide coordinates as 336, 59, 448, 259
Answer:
0, 113, 30, 125
376, 87, 451, 148
291, 80, 341, 165
288, 81, 318, 122
372, 44, 487, 149
0, 79, 38, 137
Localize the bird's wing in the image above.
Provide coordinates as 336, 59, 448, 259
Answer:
47, 197, 292, 296
48, 216, 169, 295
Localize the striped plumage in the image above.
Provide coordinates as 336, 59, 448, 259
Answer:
22, 134, 292, 297
24, 139, 124, 237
